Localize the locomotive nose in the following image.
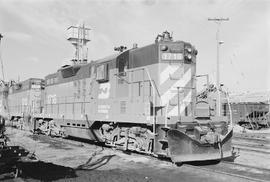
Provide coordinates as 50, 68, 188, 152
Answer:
159, 63, 194, 117
158, 42, 196, 118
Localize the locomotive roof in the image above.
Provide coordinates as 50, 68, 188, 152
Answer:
16, 78, 44, 83
9, 78, 44, 93
92, 53, 119, 64
45, 53, 119, 79
45, 40, 194, 84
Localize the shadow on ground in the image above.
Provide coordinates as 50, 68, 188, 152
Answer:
182, 159, 221, 166
18, 161, 77, 181
12, 151, 116, 181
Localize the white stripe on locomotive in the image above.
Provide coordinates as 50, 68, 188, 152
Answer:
160, 68, 191, 105
160, 64, 179, 85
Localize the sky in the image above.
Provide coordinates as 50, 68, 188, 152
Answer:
0, 0, 269, 93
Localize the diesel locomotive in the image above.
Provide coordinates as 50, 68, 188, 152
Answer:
6, 31, 233, 162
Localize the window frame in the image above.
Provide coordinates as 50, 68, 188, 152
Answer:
96, 63, 109, 82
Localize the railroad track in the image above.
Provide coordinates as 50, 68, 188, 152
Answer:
233, 132, 270, 140
117, 148, 270, 182
183, 161, 270, 182
232, 133, 270, 155
232, 144, 270, 155
120, 150, 270, 182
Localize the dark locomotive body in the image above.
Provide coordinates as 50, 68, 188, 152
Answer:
8, 78, 44, 130
7, 32, 232, 162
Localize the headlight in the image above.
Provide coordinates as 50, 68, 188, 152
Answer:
160, 45, 168, 51
187, 54, 192, 60
187, 47, 192, 53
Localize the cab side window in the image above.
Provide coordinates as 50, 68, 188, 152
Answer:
118, 57, 128, 76
96, 63, 109, 82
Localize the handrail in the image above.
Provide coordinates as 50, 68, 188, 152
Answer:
165, 103, 169, 127
143, 67, 156, 134
225, 91, 233, 128
125, 67, 159, 134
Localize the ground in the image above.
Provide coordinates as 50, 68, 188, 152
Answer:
1, 127, 269, 182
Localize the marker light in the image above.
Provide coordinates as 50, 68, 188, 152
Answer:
194, 49, 198, 55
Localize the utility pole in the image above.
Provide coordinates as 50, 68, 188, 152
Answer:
0, 33, 5, 81
208, 18, 229, 116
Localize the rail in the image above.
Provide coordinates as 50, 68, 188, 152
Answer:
184, 162, 270, 182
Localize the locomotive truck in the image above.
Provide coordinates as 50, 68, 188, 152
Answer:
7, 31, 233, 163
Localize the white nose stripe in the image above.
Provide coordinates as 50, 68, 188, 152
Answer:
160, 68, 191, 105
160, 65, 179, 85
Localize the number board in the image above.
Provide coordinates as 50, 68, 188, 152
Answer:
161, 53, 183, 60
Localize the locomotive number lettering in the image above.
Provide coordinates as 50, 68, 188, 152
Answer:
162, 53, 183, 60
98, 82, 111, 99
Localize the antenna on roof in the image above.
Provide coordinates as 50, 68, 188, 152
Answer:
67, 22, 91, 65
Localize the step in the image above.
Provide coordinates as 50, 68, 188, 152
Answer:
161, 126, 171, 132
158, 139, 168, 144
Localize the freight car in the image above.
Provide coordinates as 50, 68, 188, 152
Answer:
7, 31, 232, 162
230, 102, 269, 130
229, 93, 270, 130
